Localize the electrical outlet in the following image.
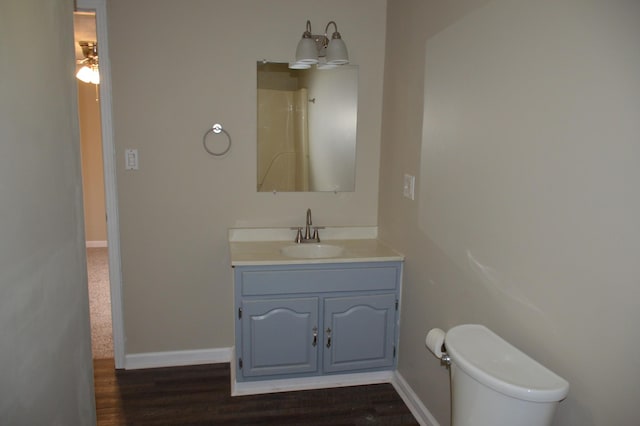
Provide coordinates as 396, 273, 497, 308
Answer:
403, 173, 415, 200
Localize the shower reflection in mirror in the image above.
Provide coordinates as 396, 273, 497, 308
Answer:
257, 62, 357, 192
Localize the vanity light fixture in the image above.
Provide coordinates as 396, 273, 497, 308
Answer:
290, 20, 349, 69
76, 41, 100, 85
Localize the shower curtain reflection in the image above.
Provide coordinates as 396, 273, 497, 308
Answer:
257, 88, 309, 191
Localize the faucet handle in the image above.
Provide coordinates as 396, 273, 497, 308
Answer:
292, 227, 303, 243
312, 226, 324, 243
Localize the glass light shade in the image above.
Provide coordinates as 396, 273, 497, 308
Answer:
295, 37, 319, 64
76, 65, 100, 85
76, 66, 94, 83
289, 61, 311, 70
89, 66, 100, 84
326, 38, 349, 65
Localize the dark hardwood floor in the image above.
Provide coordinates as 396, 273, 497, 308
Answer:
93, 359, 419, 425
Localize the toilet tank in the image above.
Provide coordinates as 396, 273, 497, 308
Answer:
445, 325, 569, 426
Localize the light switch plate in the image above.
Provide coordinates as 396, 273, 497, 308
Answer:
125, 149, 138, 170
403, 173, 415, 200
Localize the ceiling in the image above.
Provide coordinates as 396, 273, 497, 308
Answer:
73, 12, 96, 63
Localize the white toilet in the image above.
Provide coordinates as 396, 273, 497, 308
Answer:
431, 324, 569, 426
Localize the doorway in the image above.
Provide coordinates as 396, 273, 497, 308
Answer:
74, 11, 113, 360
74, 0, 125, 368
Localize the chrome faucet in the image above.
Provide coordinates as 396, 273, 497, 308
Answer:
305, 208, 313, 240
292, 208, 323, 243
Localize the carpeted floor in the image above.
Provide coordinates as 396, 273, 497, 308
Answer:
87, 247, 113, 359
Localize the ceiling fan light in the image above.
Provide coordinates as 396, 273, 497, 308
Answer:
76, 66, 94, 83
89, 66, 100, 84
76, 41, 100, 84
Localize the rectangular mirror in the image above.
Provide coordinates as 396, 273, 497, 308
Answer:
257, 62, 358, 192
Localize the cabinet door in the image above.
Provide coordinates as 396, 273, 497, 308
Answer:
241, 297, 319, 378
323, 293, 396, 373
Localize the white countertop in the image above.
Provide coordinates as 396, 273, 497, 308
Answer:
228, 227, 404, 266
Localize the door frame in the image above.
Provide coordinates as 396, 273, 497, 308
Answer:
76, 0, 125, 368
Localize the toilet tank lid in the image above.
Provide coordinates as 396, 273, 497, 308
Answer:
445, 324, 569, 402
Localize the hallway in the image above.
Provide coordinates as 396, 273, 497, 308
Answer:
87, 247, 112, 359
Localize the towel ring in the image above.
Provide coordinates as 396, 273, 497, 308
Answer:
203, 123, 231, 156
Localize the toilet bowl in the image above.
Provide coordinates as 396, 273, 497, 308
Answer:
431, 324, 569, 426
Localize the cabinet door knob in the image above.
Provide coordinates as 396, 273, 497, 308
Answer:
326, 327, 332, 348
312, 326, 318, 347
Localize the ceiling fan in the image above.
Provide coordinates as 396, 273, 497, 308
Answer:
76, 41, 99, 84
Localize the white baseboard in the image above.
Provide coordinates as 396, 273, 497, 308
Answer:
124, 347, 232, 370
86, 240, 108, 248
392, 371, 440, 426
232, 370, 395, 397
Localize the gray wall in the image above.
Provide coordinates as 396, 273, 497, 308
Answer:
0, 0, 96, 424
107, 0, 386, 354
381, 0, 640, 425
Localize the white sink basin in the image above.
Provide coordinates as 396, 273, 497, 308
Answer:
280, 244, 345, 259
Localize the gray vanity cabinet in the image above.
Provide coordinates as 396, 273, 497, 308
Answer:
323, 293, 396, 373
234, 261, 402, 382
240, 297, 319, 378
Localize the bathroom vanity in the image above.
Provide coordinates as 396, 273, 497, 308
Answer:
229, 228, 404, 395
